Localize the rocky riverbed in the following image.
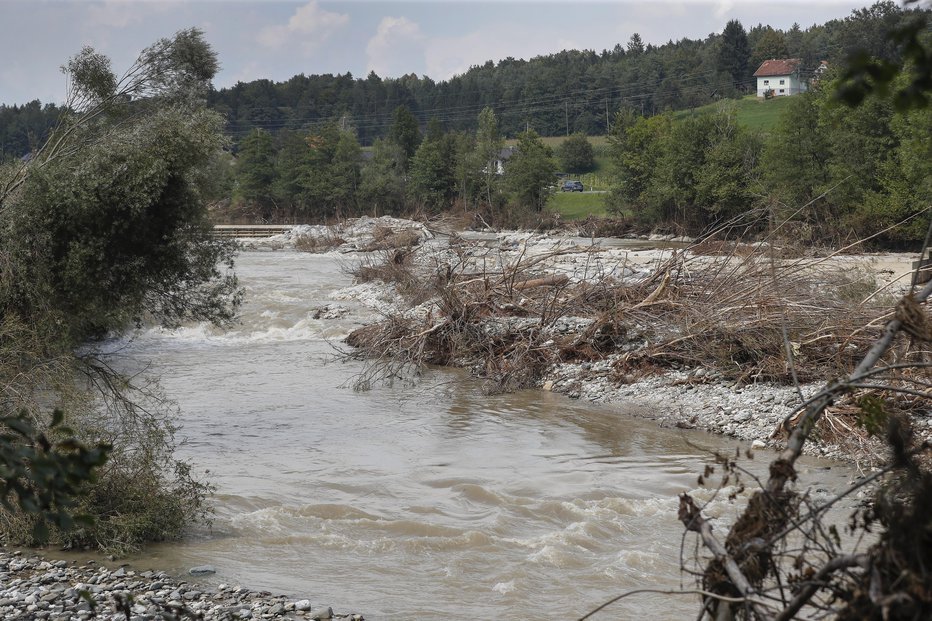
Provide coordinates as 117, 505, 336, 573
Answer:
6, 220, 921, 618
319, 219, 929, 467
0, 550, 359, 621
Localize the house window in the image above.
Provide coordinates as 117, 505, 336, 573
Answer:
779, 79, 785, 85
763, 79, 769, 84
779, 89, 785, 94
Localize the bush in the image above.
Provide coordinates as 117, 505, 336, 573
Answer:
557, 133, 595, 174
0, 31, 237, 552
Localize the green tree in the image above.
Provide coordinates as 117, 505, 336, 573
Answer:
605, 111, 670, 220
329, 130, 362, 218
718, 20, 752, 87
409, 124, 456, 212
692, 111, 762, 225
272, 130, 312, 219
302, 124, 342, 218
556, 133, 595, 174
627, 33, 645, 56
505, 130, 557, 211
387, 105, 422, 171
606, 106, 761, 230
762, 92, 832, 214
0, 29, 237, 549
473, 107, 504, 207
235, 129, 276, 217
860, 102, 932, 243
836, 2, 931, 111
453, 131, 481, 209
200, 150, 237, 205
359, 138, 406, 216
750, 28, 790, 72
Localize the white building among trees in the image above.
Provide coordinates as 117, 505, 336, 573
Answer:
754, 58, 808, 98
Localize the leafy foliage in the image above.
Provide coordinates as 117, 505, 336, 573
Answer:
505, 130, 557, 211
606, 106, 762, 232
0, 411, 110, 541
836, 5, 931, 110
0, 29, 237, 550
556, 133, 595, 174
409, 128, 456, 211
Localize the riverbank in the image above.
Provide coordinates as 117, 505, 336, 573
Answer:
319, 217, 928, 467
0, 549, 358, 620
4, 225, 918, 620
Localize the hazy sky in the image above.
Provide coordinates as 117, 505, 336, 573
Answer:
1, 0, 875, 105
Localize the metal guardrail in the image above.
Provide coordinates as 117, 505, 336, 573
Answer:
212, 225, 295, 238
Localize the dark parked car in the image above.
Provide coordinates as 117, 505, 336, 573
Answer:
562, 180, 584, 192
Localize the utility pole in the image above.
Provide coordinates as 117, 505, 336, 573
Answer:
565, 100, 569, 136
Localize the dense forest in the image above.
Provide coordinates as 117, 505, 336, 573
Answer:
0, 0, 924, 156
205, 1, 923, 142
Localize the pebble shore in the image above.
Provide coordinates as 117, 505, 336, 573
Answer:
0, 550, 360, 621
541, 357, 932, 464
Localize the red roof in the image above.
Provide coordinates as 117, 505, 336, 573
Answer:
753, 58, 802, 77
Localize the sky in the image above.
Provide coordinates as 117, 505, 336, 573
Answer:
0, 0, 878, 105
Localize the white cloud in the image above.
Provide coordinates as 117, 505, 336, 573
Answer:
257, 1, 349, 54
365, 16, 425, 78
715, 1, 736, 19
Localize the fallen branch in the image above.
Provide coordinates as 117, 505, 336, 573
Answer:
679, 493, 776, 620
771, 282, 932, 495
512, 274, 569, 290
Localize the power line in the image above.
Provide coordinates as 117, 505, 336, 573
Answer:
221, 68, 746, 138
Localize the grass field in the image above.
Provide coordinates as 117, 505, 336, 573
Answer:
504, 135, 611, 149
672, 95, 791, 132
547, 191, 609, 220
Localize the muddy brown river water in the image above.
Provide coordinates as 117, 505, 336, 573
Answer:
109, 250, 854, 620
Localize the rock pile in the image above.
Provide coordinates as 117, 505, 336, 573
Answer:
0, 550, 362, 621
238, 216, 432, 253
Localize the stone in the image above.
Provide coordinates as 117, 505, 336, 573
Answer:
310, 606, 333, 620
189, 565, 216, 576
294, 599, 312, 611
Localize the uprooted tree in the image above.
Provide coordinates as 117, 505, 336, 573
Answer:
0, 29, 240, 552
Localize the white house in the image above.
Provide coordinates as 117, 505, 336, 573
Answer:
492, 146, 515, 175
753, 58, 808, 98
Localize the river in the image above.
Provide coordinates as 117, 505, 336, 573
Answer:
112, 250, 851, 620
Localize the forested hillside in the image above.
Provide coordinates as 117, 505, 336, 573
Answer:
2, 2, 927, 246
0, 1, 923, 157
208, 1, 921, 143
0, 100, 65, 160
